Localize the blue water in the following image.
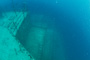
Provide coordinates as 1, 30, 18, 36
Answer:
0, 0, 90, 60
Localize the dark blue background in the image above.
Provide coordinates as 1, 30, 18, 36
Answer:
0, 0, 90, 60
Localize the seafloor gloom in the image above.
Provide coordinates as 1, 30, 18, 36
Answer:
0, 0, 90, 60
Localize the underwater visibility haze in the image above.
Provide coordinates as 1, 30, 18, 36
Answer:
0, 0, 90, 60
